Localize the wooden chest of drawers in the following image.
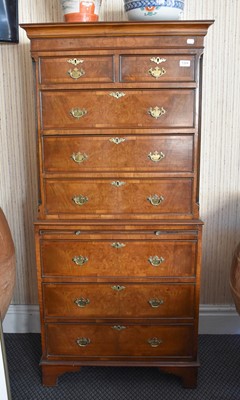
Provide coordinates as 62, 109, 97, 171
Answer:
22, 21, 213, 388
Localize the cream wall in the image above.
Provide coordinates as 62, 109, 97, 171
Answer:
0, 0, 239, 305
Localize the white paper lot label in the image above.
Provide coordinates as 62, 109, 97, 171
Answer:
179, 60, 191, 67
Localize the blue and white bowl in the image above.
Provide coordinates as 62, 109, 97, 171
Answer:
123, 0, 185, 21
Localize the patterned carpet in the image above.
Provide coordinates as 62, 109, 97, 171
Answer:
3, 334, 240, 400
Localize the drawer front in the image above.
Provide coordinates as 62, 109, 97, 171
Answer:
43, 283, 195, 319
39, 56, 114, 84
41, 90, 195, 130
44, 178, 193, 216
43, 135, 194, 173
46, 323, 194, 358
120, 55, 195, 82
41, 240, 197, 278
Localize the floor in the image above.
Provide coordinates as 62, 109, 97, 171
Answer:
3, 333, 240, 400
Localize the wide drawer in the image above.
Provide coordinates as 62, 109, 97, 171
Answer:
46, 323, 194, 358
40, 89, 195, 130
40, 239, 197, 278
120, 55, 195, 82
42, 135, 194, 173
39, 55, 114, 84
43, 283, 195, 319
44, 178, 193, 217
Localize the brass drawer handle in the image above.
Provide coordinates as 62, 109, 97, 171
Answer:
148, 151, 165, 163
72, 195, 88, 206
148, 106, 166, 119
147, 194, 164, 206
67, 58, 84, 66
111, 285, 125, 292
109, 92, 126, 99
148, 256, 165, 267
148, 298, 164, 308
111, 242, 126, 249
150, 57, 166, 65
71, 152, 88, 164
112, 325, 126, 331
68, 67, 85, 80
148, 67, 166, 79
74, 298, 90, 308
148, 338, 163, 348
72, 256, 88, 266
70, 108, 87, 119
109, 137, 126, 145
76, 337, 91, 347
111, 181, 126, 187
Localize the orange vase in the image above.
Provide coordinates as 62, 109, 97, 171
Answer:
62, 1, 102, 23
0, 208, 15, 320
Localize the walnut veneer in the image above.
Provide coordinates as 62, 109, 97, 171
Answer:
22, 21, 213, 388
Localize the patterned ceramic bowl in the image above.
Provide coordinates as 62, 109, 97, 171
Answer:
123, 0, 185, 21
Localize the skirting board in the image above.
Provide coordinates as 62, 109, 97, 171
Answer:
2, 304, 240, 335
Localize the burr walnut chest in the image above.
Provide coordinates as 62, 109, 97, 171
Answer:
22, 21, 213, 388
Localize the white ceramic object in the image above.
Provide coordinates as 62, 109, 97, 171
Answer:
61, 0, 102, 22
123, 0, 184, 21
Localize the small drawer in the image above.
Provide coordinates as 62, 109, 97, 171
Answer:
46, 323, 194, 358
120, 55, 195, 82
44, 178, 193, 217
39, 56, 114, 84
43, 283, 195, 319
40, 239, 197, 278
40, 89, 195, 131
42, 135, 194, 173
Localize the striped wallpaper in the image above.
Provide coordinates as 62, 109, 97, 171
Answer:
0, 0, 239, 305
